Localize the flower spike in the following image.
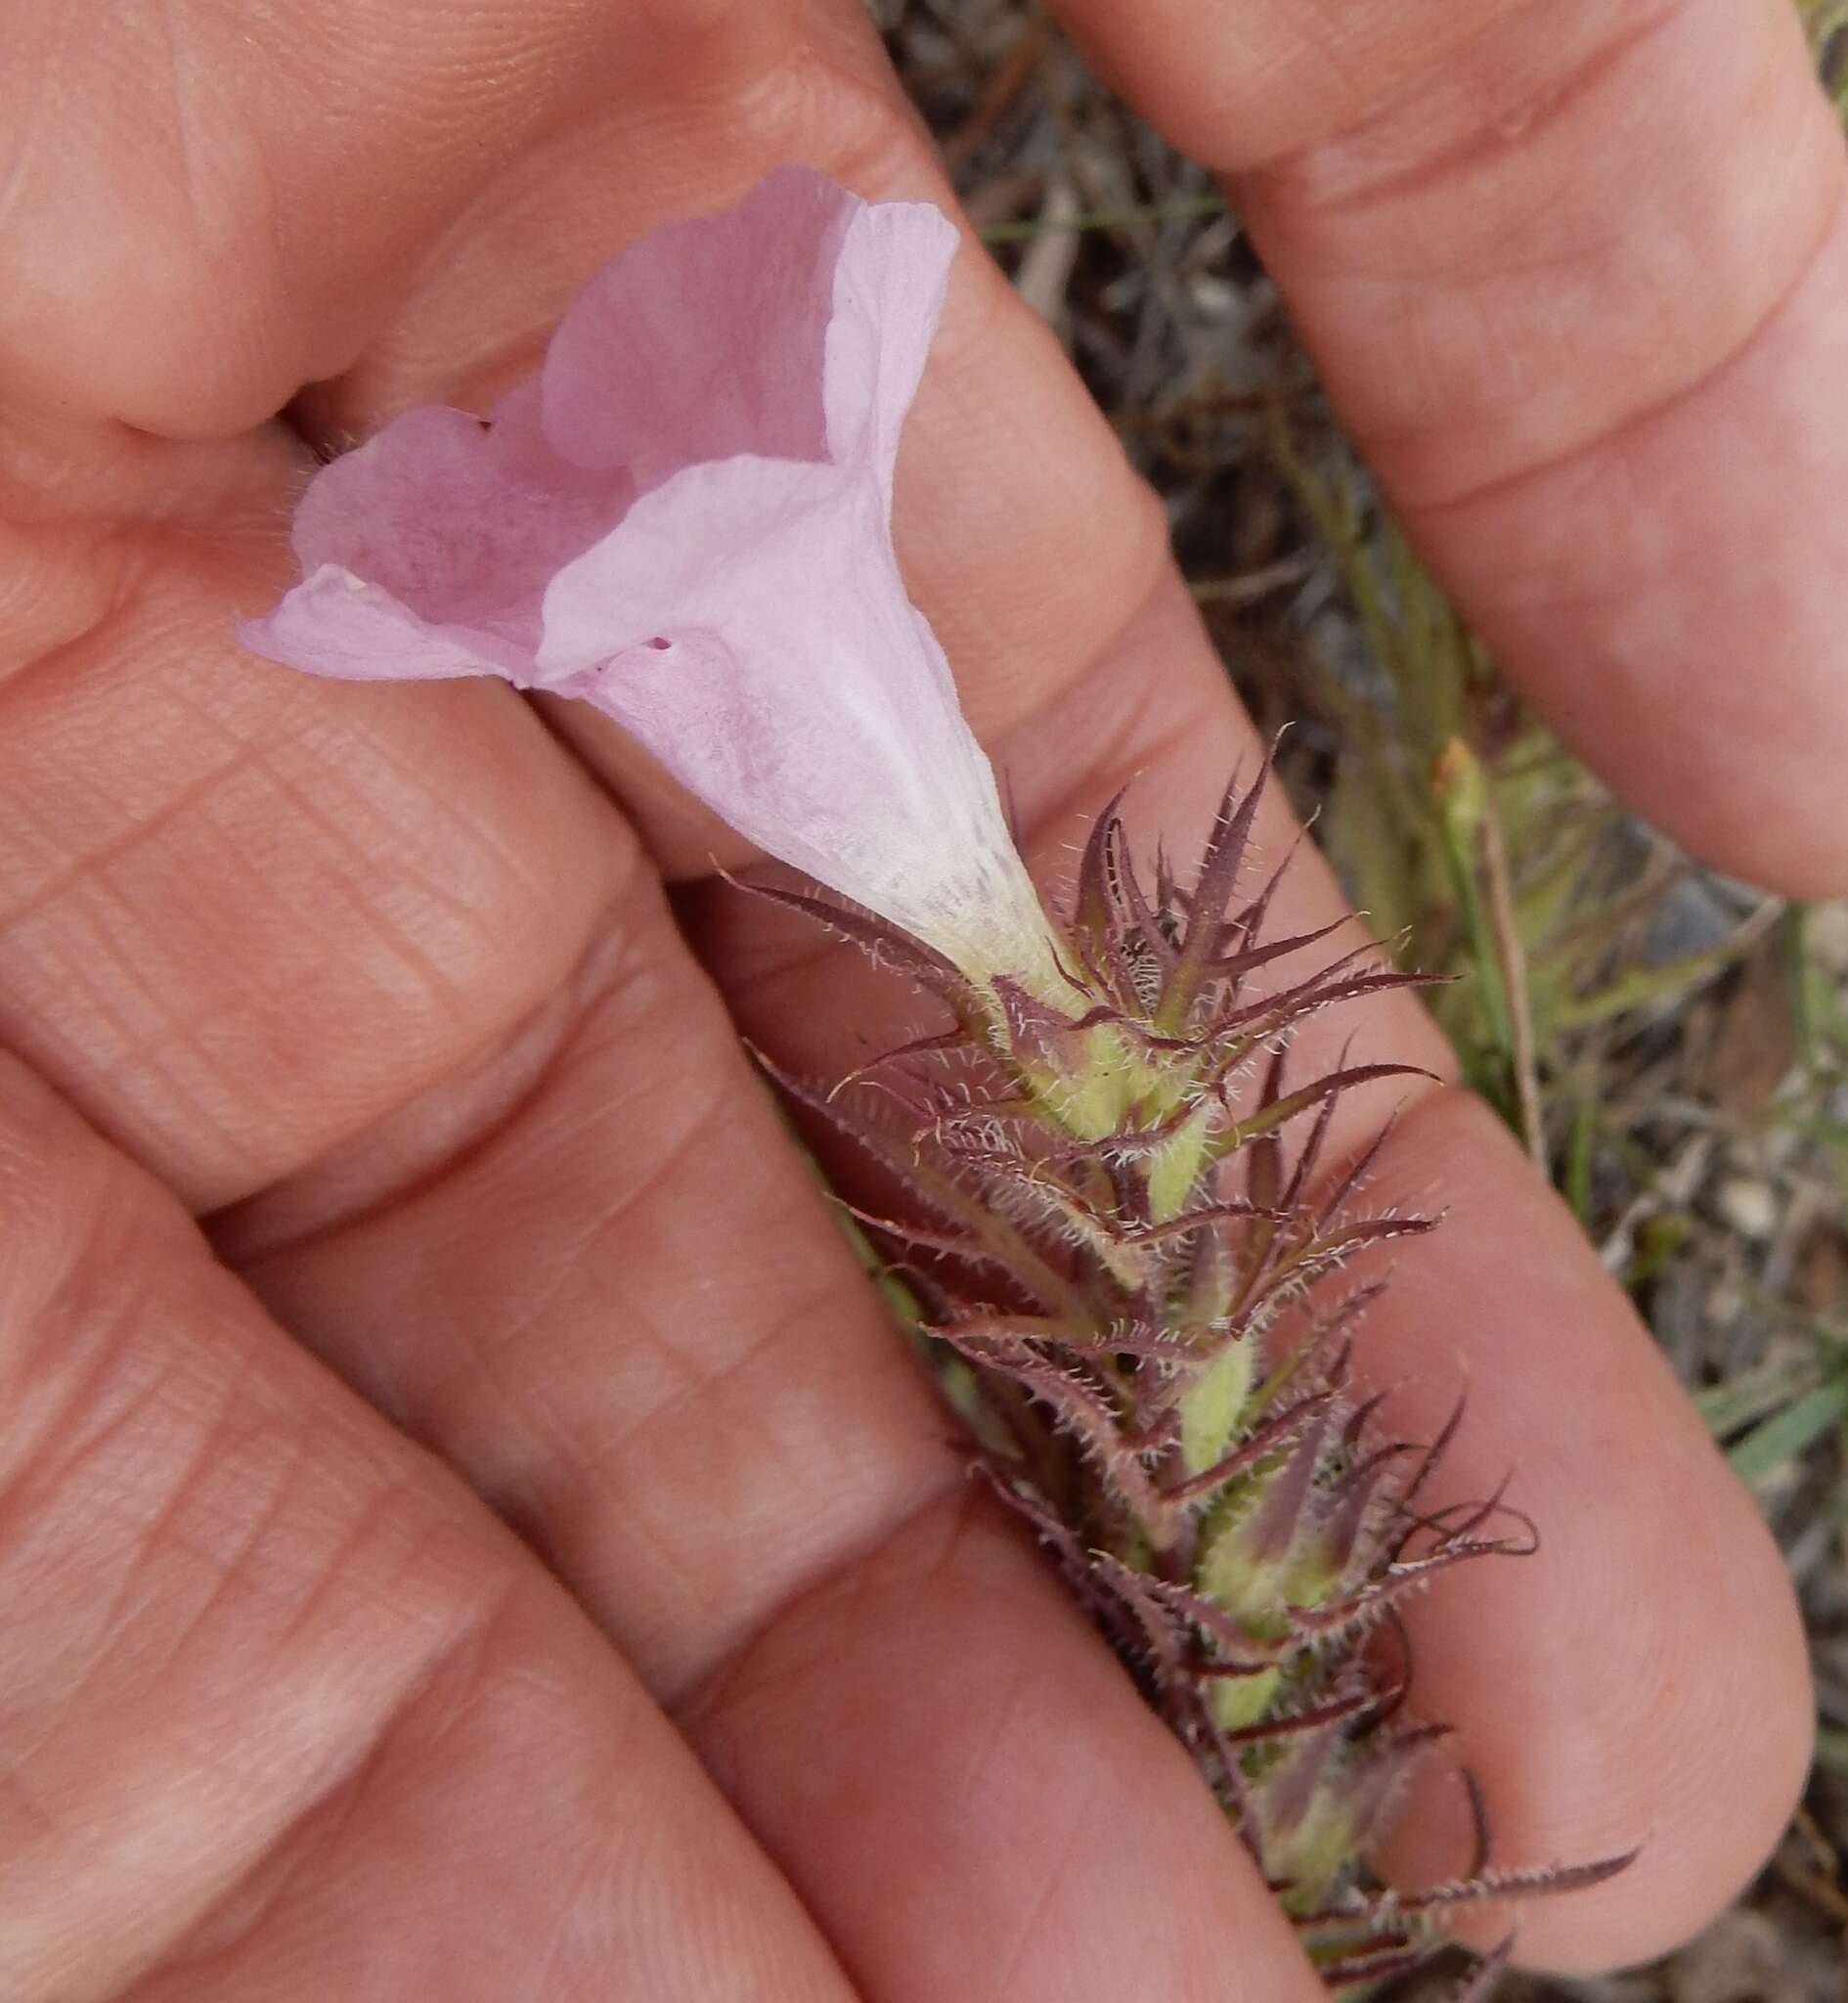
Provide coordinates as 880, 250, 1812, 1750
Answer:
783, 768, 1624, 1994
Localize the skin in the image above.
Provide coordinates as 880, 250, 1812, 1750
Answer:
0, 0, 1839, 1993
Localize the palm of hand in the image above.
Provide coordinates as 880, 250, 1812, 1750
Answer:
1, 3, 1839, 1997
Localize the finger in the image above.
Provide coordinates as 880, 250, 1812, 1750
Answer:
1045, 0, 1848, 894
1303, 1091, 1812, 1970
2, 0, 1810, 1980
0, 1048, 860, 2003
0, 545, 624, 1212
0, 0, 799, 437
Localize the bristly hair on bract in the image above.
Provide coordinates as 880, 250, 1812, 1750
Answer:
750, 755, 1632, 1998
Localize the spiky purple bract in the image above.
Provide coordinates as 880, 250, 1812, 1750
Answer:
764, 762, 1632, 1994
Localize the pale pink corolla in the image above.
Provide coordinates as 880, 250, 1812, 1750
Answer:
242, 168, 1064, 993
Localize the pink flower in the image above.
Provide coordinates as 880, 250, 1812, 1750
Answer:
242, 168, 1063, 992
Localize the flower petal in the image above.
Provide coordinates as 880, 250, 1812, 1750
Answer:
819, 195, 959, 493
536, 453, 1053, 980
539, 167, 958, 496
240, 563, 523, 684
242, 168, 1048, 990
288, 390, 633, 672
540, 168, 846, 485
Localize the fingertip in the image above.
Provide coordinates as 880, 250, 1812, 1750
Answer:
1340, 1091, 1813, 1971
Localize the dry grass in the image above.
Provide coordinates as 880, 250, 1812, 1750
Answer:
885, 3, 1848, 1994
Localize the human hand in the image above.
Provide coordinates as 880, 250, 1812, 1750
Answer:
0, 3, 1834, 1996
